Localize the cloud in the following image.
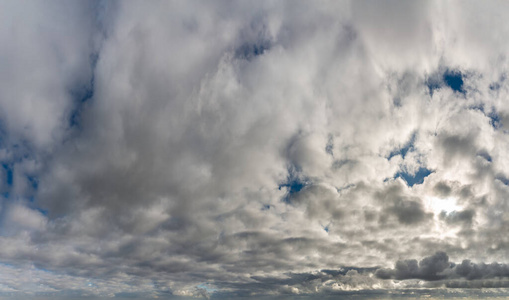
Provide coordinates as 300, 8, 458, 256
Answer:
376, 251, 451, 281
1, 0, 509, 298
376, 251, 509, 287
0, 1, 99, 149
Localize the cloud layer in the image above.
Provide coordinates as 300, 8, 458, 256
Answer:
2, 0, 509, 298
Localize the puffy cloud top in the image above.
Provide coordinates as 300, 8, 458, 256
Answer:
1, 0, 509, 299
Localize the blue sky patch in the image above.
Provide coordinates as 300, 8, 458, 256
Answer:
69, 53, 98, 129
426, 77, 442, 97
332, 159, 350, 169
279, 167, 308, 204
2, 163, 13, 186
393, 96, 402, 107
496, 175, 509, 186
489, 74, 505, 91
34, 207, 49, 216
489, 82, 501, 91
26, 175, 38, 190
261, 204, 271, 211
197, 283, 217, 293
325, 134, 334, 156
336, 183, 355, 193
279, 178, 306, 198
443, 70, 465, 94
235, 40, 271, 60
488, 110, 502, 129
426, 69, 466, 96
396, 167, 433, 187
477, 150, 492, 162
468, 104, 502, 130
388, 131, 416, 160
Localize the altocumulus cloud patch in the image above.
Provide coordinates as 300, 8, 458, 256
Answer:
2, 1, 509, 299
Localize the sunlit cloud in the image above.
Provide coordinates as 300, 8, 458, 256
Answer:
1, 1, 509, 299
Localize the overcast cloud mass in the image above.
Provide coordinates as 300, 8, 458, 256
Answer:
2, 1, 509, 299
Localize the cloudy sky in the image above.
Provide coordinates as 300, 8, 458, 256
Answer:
2, 0, 509, 299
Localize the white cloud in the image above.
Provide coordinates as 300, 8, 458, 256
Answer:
1, 0, 509, 298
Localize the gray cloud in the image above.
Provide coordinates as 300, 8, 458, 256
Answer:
376, 251, 451, 281
1, 0, 509, 299
376, 251, 509, 285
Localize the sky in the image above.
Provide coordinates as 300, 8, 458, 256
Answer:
1, 0, 509, 299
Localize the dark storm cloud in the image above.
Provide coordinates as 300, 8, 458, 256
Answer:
454, 259, 509, 280
376, 252, 509, 285
209, 252, 509, 296
376, 251, 451, 281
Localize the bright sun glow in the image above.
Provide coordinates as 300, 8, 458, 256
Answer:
425, 196, 461, 215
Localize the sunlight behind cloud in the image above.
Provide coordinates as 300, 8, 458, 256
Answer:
425, 196, 462, 215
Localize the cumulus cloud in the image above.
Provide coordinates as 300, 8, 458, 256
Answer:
1, 0, 509, 298
376, 251, 451, 281
375, 251, 509, 290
